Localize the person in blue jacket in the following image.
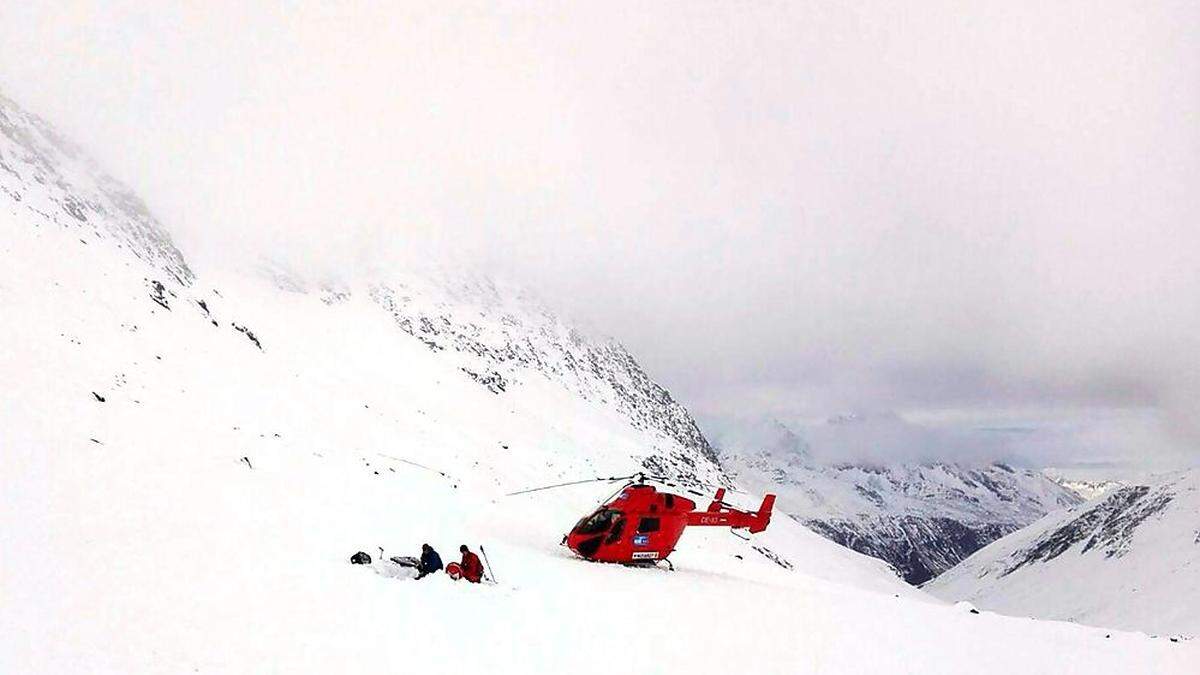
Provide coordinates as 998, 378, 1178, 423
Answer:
416, 543, 443, 579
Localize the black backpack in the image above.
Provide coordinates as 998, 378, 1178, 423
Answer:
350, 551, 372, 565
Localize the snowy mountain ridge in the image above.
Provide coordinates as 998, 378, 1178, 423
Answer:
1041, 468, 1127, 500
0, 87, 718, 485
365, 273, 717, 472
715, 416, 1083, 584
1050, 477, 1126, 500
0, 90, 192, 284
927, 470, 1200, 636
250, 259, 722, 481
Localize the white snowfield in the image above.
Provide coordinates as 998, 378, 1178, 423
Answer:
927, 470, 1200, 638
1, 96, 1196, 673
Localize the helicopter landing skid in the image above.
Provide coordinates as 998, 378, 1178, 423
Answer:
617, 557, 674, 572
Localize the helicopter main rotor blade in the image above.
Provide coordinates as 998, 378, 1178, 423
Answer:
505, 474, 638, 497
505, 467, 749, 499
624, 471, 740, 496
675, 478, 747, 495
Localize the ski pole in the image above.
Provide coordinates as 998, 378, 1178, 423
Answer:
480, 544, 498, 584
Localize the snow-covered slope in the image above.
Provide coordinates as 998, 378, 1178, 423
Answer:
715, 417, 1082, 584
927, 470, 1200, 637
2, 92, 1195, 673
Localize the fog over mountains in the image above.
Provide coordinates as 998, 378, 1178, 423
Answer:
3, 2, 1197, 472
7, 86, 1194, 673
3, 3, 1199, 670
3, 56, 1198, 673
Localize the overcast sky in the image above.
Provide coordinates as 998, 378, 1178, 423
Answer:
3, 2, 1197, 468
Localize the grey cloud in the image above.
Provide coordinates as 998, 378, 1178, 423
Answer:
2, 1, 1196, 466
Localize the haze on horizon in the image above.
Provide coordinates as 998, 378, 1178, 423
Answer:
2, 2, 1196, 470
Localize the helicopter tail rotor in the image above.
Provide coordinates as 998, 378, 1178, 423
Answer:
749, 494, 776, 533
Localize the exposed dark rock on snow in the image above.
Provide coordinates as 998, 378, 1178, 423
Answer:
461, 367, 508, 393
1004, 484, 1175, 575
753, 544, 794, 570
232, 323, 263, 350
149, 279, 171, 310
806, 515, 1021, 585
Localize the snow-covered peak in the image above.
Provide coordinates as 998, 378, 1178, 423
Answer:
0, 91, 192, 284
1051, 477, 1126, 501
366, 273, 718, 475
927, 470, 1200, 636
1041, 466, 1127, 500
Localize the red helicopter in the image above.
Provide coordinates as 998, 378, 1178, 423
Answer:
509, 473, 776, 566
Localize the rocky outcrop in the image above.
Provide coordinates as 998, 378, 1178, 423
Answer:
1004, 484, 1175, 574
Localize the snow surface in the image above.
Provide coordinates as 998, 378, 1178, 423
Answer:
927, 470, 1200, 637
2, 92, 1197, 673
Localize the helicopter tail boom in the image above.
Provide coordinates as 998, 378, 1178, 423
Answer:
687, 491, 776, 533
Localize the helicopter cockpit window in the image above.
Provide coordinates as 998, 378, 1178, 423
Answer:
637, 517, 661, 533
574, 509, 619, 535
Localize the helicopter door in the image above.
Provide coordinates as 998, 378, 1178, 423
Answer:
604, 515, 626, 544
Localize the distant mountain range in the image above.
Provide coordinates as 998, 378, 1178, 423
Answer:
713, 416, 1083, 584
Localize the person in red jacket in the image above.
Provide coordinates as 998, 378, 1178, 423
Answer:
459, 545, 484, 583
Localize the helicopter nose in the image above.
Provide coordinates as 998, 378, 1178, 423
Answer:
574, 536, 603, 559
